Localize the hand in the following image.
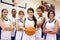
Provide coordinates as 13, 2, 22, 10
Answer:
23, 28, 25, 31
37, 24, 40, 28
35, 28, 38, 31
45, 29, 52, 32
4, 27, 11, 31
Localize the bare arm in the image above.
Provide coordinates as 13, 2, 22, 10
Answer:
0, 19, 7, 30
16, 20, 23, 31
37, 17, 45, 28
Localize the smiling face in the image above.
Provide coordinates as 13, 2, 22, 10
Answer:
28, 10, 34, 18
12, 9, 16, 16
2, 9, 8, 18
37, 9, 43, 17
19, 11, 24, 19
49, 12, 55, 19
48, 11, 55, 20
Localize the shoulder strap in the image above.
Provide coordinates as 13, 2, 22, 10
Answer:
8, 18, 11, 21
24, 18, 26, 27
54, 19, 56, 24
41, 17, 45, 30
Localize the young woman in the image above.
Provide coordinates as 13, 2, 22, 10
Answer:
36, 6, 45, 40
15, 10, 25, 40
0, 9, 14, 40
22, 8, 37, 40
43, 10, 59, 40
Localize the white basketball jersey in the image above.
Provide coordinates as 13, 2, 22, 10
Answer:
1, 18, 11, 40
18, 19, 24, 28
25, 17, 35, 27
45, 19, 56, 40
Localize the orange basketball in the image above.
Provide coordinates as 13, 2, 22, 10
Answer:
25, 26, 36, 36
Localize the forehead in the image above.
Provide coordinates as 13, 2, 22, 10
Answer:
50, 11, 53, 13
12, 9, 16, 11
3, 10, 8, 12
28, 10, 33, 12
37, 9, 42, 11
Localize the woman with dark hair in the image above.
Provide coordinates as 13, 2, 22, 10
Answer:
0, 9, 14, 40
22, 8, 37, 40
36, 6, 45, 40
15, 10, 25, 40
43, 10, 59, 40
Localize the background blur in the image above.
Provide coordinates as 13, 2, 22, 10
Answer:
0, 0, 60, 26
0, 0, 60, 25
0, 0, 60, 40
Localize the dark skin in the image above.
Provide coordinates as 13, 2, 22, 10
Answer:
11, 9, 17, 18
36, 9, 45, 29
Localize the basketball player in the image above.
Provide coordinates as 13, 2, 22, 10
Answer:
15, 10, 25, 40
36, 6, 45, 40
43, 10, 59, 40
0, 9, 14, 40
22, 8, 37, 40
10, 9, 17, 40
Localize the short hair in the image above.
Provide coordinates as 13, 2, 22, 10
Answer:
27, 8, 34, 13
37, 5, 45, 12
18, 10, 24, 15
11, 8, 16, 12
47, 10, 55, 18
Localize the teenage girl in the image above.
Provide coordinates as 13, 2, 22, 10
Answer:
22, 8, 37, 40
15, 10, 24, 40
0, 9, 14, 40
36, 6, 45, 40
43, 10, 59, 40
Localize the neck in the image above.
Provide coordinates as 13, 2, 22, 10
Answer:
12, 15, 16, 18
50, 18, 54, 21
39, 15, 42, 17
29, 16, 33, 20
2, 16, 6, 19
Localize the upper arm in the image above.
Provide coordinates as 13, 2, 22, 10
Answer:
41, 17, 45, 24
0, 19, 5, 29
16, 20, 19, 29
43, 22, 46, 29
39, 17, 45, 27
55, 20, 59, 32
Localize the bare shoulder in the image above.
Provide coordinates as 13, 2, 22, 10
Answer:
55, 19, 58, 23
0, 18, 2, 21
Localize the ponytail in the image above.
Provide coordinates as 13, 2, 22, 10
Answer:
27, 8, 37, 28
33, 15, 37, 28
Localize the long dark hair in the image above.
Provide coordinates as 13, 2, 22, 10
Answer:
33, 15, 37, 28
47, 10, 55, 18
27, 8, 37, 28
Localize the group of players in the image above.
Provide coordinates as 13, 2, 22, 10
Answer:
0, 5, 59, 40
